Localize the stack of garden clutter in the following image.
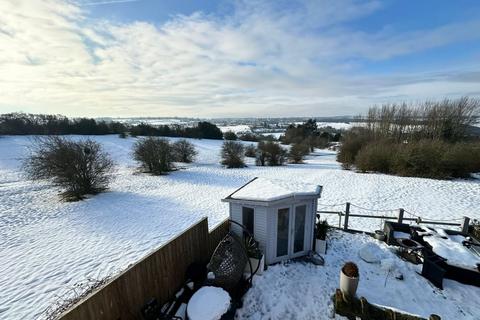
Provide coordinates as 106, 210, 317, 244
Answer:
382, 221, 480, 289
335, 260, 441, 320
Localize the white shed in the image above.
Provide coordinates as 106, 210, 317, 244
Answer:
222, 177, 322, 265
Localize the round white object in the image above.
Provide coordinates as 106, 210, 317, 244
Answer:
187, 286, 231, 320
358, 242, 384, 263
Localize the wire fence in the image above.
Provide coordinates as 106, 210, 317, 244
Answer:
317, 202, 468, 232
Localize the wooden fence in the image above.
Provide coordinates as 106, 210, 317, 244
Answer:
60, 218, 229, 320
319, 202, 470, 233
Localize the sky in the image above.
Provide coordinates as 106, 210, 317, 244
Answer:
0, 0, 479, 118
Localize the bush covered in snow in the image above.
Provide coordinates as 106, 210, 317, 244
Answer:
133, 137, 174, 175
172, 139, 197, 163
23, 136, 115, 201
256, 141, 287, 166
220, 141, 246, 168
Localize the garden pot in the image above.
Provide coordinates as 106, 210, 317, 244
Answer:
315, 239, 327, 255
244, 255, 264, 276
339, 270, 359, 297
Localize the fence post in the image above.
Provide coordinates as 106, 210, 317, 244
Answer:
398, 208, 404, 224
462, 216, 470, 234
344, 202, 350, 230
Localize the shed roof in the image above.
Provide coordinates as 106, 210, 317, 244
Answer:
223, 177, 321, 203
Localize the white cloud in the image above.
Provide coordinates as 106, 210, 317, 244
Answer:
0, 0, 479, 117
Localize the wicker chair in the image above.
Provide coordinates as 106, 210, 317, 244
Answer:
207, 232, 248, 291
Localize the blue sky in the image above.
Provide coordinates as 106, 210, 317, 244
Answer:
0, 0, 479, 117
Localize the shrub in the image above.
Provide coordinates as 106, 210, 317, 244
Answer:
172, 139, 197, 163
118, 132, 127, 139
312, 135, 329, 149
133, 137, 174, 175
23, 136, 115, 201
288, 142, 310, 163
221, 141, 246, 168
338, 97, 480, 178
223, 131, 238, 140
315, 220, 329, 240
393, 140, 446, 178
238, 133, 259, 142
441, 142, 480, 178
244, 144, 257, 158
355, 141, 396, 173
352, 139, 480, 178
256, 141, 287, 166
260, 134, 277, 142
337, 127, 371, 169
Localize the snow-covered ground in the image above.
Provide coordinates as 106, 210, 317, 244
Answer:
1, 135, 479, 319
217, 124, 252, 134
236, 230, 480, 319
293, 121, 354, 130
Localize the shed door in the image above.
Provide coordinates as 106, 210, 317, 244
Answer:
273, 203, 310, 262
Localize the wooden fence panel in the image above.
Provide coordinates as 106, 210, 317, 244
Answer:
60, 218, 229, 320
208, 219, 230, 256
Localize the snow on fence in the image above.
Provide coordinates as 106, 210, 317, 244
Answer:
59, 218, 229, 320
318, 202, 469, 233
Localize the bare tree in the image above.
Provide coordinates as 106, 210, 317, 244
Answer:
361, 97, 480, 143
244, 144, 257, 157
256, 141, 287, 166
221, 141, 246, 168
133, 137, 174, 175
172, 139, 197, 163
23, 136, 115, 201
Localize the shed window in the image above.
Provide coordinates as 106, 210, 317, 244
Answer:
242, 207, 254, 236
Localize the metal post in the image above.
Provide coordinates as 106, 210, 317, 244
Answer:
461, 216, 470, 234
344, 202, 350, 230
398, 208, 404, 224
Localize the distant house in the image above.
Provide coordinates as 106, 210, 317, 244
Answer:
222, 177, 322, 264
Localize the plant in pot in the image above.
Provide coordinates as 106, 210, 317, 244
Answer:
340, 261, 359, 299
244, 236, 264, 276
315, 219, 329, 255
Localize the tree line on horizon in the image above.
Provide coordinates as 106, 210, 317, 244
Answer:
0, 112, 224, 140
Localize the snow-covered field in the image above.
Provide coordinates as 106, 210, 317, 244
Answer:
218, 124, 252, 134
1, 135, 479, 319
237, 230, 480, 319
